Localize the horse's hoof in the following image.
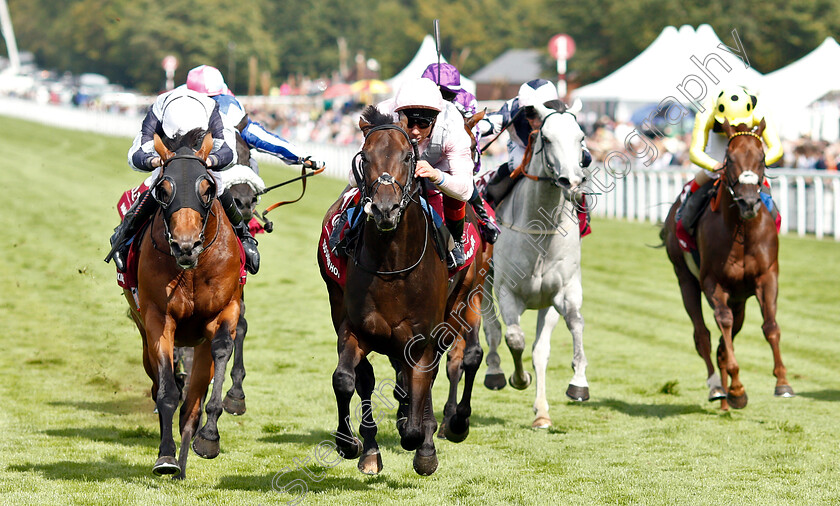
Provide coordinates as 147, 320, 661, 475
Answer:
727, 391, 748, 409
484, 373, 507, 390
708, 386, 727, 401
358, 449, 383, 475
337, 437, 363, 460
532, 416, 552, 429
566, 384, 590, 402
413, 450, 438, 476
192, 434, 220, 459
444, 418, 469, 443
152, 456, 180, 476
774, 385, 795, 398
509, 372, 532, 390
223, 392, 246, 416
437, 421, 447, 439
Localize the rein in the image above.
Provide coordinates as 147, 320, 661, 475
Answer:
260, 165, 326, 220
509, 111, 577, 187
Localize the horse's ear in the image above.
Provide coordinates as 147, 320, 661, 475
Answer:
359, 117, 374, 136
196, 132, 214, 161
397, 113, 409, 131
756, 117, 766, 137
568, 98, 583, 115
467, 109, 486, 129
153, 133, 174, 162
721, 118, 736, 138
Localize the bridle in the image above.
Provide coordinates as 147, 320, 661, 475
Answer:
352, 124, 422, 223
518, 111, 588, 189
150, 153, 220, 256
350, 123, 432, 275
720, 130, 765, 205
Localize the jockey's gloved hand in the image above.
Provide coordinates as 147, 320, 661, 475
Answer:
477, 118, 493, 136
301, 156, 325, 170
205, 154, 219, 168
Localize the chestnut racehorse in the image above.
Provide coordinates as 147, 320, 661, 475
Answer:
318, 106, 488, 476
124, 131, 241, 478
663, 119, 794, 410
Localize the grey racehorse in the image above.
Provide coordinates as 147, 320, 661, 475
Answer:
482, 102, 590, 429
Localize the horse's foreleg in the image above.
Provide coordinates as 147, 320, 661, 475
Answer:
146, 313, 180, 476
708, 285, 745, 409
354, 357, 382, 475
412, 386, 439, 476
439, 336, 464, 440
676, 269, 720, 400
756, 273, 793, 397
333, 323, 363, 460
448, 320, 483, 441
193, 311, 237, 459
224, 298, 247, 416
560, 280, 589, 403
482, 271, 507, 390
174, 341, 212, 480
531, 307, 558, 429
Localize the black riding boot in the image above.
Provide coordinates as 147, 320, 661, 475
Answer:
469, 185, 499, 244
486, 162, 514, 207
677, 180, 714, 236
105, 189, 158, 272
220, 190, 260, 274
445, 215, 466, 270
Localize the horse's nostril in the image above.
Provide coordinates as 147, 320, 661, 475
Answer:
558, 177, 571, 188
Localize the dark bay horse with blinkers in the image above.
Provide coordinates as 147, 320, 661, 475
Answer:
663, 119, 794, 410
318, 106, 487, 475
124, 131, 241, 478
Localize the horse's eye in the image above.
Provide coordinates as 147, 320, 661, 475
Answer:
404, 154, 412, 164
543, 137, 551, 145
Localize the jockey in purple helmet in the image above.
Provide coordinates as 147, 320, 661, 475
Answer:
421, 63, 499, 244
185, 65, 325, 274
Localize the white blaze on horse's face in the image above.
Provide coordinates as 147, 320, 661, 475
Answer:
738, 170, 760, 185
538, 110, 586, 191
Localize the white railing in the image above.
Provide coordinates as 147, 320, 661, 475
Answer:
5, 95, 839, 240
589, 166, 840, 240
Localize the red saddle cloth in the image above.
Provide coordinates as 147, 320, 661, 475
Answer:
115, 189, 247, 296
319, 190, 483, 287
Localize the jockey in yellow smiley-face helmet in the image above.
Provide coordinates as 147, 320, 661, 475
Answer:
678, 87, 783, 235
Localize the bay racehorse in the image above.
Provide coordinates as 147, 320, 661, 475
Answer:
482, 101, 591, 429
124, 131, 241, 478
318, 106, 486, 475
663, 119, 794, 409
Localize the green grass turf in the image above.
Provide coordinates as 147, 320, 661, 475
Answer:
1, 115, 839, 505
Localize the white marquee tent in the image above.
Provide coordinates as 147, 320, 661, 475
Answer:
386, 35, 476, 96
573, 24, 764, 123
760, 37, 840, 141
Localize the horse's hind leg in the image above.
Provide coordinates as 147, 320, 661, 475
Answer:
482, 269, 507, 390
531, 307, 559, 429
193, 318, 236, 459
354, 357, 382, 475
756, 272, 793, 397
224, 298, 247, 416
675, 269, 721, 401
174, 341, 212, 480
446, 322, 483, 441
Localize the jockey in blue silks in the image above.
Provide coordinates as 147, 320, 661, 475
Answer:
186, 65, 325, 273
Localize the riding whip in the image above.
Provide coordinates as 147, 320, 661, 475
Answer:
433, 19, 441, 85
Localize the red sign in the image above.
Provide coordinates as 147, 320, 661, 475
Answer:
161, 55, 178, 72
548, 34, 575, 60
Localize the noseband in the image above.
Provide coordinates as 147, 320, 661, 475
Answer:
151, 153, 219, 255
352, 124, 421, 219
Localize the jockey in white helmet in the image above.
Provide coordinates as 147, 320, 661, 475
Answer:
352, 77, 475, 268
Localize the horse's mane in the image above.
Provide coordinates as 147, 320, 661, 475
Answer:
361, 105, 395, 127
162, 127, 208, 152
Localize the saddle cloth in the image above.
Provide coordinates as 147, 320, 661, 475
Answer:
319, 189, 481, 288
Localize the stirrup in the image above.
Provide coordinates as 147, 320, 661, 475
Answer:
447, 241, 466, 270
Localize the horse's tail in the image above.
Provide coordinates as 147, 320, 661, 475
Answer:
649, 223, 667, 249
